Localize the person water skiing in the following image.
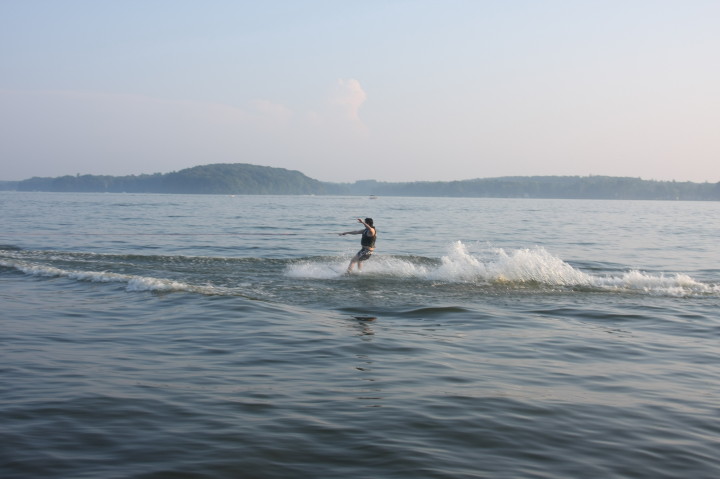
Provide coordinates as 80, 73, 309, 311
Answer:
339, 218, 376, 273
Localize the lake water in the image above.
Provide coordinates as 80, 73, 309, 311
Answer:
1, 192, 719, 478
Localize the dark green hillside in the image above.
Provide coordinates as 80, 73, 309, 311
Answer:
16, 163, 332, 195
159, 164, 330, 194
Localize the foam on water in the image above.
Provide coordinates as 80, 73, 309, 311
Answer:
3, 241, 718, 299
284, 260, 347, 279
0, 258, 200, 293
593, 270, 717, 296
431, 241, 593, 285
286, 241, 720, 297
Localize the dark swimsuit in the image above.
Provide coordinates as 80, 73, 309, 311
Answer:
357, 228, 376, 261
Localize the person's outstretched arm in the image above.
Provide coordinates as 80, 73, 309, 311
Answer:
339, 218, 369, 236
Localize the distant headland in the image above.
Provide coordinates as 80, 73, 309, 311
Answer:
1, 163, 718, 200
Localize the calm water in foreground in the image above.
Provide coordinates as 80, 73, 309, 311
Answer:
1, 192, 719, 478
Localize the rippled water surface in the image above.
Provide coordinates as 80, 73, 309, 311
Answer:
1, 192, 719, 478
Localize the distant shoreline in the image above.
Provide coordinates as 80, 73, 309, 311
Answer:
2, 163, 719, 201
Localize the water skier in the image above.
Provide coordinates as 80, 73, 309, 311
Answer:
339, 218, 376, 273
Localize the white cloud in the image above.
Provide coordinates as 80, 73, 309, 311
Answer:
330, 78, 367, 123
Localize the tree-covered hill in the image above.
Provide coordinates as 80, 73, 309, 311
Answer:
15, 163, 336, 195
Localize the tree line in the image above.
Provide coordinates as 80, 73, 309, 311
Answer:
346, 176, 720, 200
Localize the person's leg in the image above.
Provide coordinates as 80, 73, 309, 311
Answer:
356, 249, 371, 272
347, 253, 359, 272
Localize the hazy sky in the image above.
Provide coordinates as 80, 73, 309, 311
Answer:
1, 0, 719, 183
